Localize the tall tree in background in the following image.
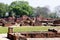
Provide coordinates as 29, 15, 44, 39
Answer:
33, 7, 50, 18
48, 12, 58, 18
9, 1, 33, 17
0, 3, 8, 17
55, 6, 60, 17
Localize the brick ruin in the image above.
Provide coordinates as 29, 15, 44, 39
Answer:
7, 27, 60, 40
0, 15, 60, 27
53, 19, 60, 26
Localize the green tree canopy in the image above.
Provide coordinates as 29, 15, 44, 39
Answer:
0, 3, 8, 17
9, 1, 33, 17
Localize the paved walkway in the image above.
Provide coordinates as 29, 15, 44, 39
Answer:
27, 38, 60, 40
0, 34, 9, 40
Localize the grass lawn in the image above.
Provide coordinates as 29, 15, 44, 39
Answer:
0, 26, 57, 34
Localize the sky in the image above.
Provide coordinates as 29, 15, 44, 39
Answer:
0, 0, 60, 11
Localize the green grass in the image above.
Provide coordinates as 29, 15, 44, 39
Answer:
0, 27, 8, 34
0, 26, 58, 34
14, 27, 48, 32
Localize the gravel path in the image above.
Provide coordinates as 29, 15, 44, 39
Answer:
0, 34, 9, 40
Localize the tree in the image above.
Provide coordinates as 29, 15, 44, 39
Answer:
33, 7, 50, 18
55, 6, 60, 17
9, 1, 33, 17
0, 3, 8, 17
48, 12, 59, 18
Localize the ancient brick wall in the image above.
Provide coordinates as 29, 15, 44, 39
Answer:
7, 28, 60, 40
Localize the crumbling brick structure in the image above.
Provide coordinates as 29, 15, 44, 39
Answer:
7, 27, 60, 40
53, 19, 60, 26
0, 15, 60, 27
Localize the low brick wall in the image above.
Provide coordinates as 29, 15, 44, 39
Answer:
7, 31, 60, 40
7, 27, 60, 40
8, 33, 27, 40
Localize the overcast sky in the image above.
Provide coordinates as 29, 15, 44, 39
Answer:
0, 0, 60, 11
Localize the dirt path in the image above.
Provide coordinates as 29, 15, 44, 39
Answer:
0, 34, 9, 40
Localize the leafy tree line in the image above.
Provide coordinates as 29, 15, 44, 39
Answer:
0, 3, 8, 17
0, 1, 59, 18
33, 7, 59, 18
0, 1, 33, 17
9, 1, 33, 17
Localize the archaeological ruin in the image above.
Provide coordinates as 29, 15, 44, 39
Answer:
0, 15, 60, 27
7, 27, 60, 40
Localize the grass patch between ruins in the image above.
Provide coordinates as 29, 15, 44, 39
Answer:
0, 26, 58, 34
